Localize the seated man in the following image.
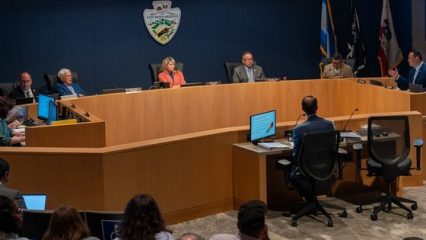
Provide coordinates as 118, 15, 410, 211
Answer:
291, 96, 335, 202
322, 52, 354, 79
0, 158, 25, 209
9, 72, 37, 101
210, 200, 269, 240
388, 49, 426, 91
54, 68, 86, 96
232, 51, 265, 83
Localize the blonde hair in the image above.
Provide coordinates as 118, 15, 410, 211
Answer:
159, 57, 176, 73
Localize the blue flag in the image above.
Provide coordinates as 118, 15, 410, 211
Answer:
320, 0, 337, 59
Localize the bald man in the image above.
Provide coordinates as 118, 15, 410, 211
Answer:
9, 72, 37, 100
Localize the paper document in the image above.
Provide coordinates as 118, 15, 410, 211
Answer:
258, 142, 291, 150
341, 132, 361, 138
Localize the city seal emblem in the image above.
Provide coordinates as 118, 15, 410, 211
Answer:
143, 1, 181, 45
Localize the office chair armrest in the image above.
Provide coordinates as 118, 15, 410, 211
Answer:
414, 139, 423, 171
337, 148, 348, 180
352, 143, 363, 172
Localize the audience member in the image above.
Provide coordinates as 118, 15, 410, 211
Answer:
0, 196, 27, 240
0, 158, 26, 209
0, 97, 25, 146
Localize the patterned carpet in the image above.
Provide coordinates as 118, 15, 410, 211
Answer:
170, 183, 426, 240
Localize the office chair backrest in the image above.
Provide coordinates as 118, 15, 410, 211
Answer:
298, 131, 340, 186
223, 62, 240, 83
21, 210, 52, 239
149, 62, 184, 84
44, 72, 79, 93
0, 82, 19, 97
84, 210, 123, 240
368, 116, 410, 181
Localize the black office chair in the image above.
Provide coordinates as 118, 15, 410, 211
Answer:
84, 210, 123, 240
0, 82, 19, 96
354, 116, 423, 221
44, 72, 79, 94
223, 62, 240, 83
20, 210, 52, 239
319, 58, 333, 78
279, 131, 346, 227
148, 62, 184, 84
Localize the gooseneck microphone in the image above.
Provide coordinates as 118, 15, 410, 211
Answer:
294, 113, 306, 127
342, 108, 359, 132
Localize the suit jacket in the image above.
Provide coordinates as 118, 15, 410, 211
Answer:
8, 86, 37, 100
0, 184, 26, 209
54, 82, 86, 96
397, 62, 426, 90
232, 65, 265, 83
322, 63, 354, 78
292, 114, 335, 162
158, 71, 186, 88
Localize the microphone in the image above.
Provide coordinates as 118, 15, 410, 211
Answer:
294, 113, 306, 127
342, 108, 359, 132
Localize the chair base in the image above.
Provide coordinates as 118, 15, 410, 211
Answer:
288, 199, 347, 227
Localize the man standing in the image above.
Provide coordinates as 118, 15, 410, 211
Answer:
388, 49, 426, 90
322, 52, 354, 79
9, 72, 37, 100
232, 51, 265, 83
0, 158, 25, 209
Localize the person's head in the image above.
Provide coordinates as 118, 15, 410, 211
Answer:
117, 194, 168, 240
160, 57, 176, 73
42, 206, 90, 240
237, 200, 268, 239
178, 232, 205, 240
0, 158, 10, 185
57, 68, 73, 85
301, 95, 318, 116
0, 96, 15, 119
332, 52, 343, 69
408, 49, 423, 67
19, 72, 32, 91
0, 196, 22, 234
241, 51, 254, 68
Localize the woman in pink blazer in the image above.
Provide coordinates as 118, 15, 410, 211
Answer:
158, 57, 186, 88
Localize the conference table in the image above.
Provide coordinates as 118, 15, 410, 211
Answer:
0, 78, 424, 224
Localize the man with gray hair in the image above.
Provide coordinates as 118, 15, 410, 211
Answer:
54, 68, 86, 96
177, 233, 205, 240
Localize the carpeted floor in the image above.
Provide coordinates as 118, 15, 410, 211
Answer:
169, 183, 426, 240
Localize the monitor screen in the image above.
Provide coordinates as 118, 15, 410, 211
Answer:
37, 95, 55, 120
47, 100, 57, 125
250, 110, 276, 142
22, 194, 47, 211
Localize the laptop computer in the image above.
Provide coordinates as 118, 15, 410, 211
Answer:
409, 83, 424, 93
22, 194, 47, 211
15, 97, 34, 105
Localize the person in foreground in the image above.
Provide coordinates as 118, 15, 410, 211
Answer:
290, 96, 335, 202
232, 51, 265, 83
116, 193, 174, 240
42, 206, 99, 240
209, 200, 269, 240
54, 68, 86, 96
158, 57, 186, 88
388, 49, 426, 91
322, 52, 353, 79
0, 158, 26, 209
0, 97, 25, 146
0, 196, 27, 240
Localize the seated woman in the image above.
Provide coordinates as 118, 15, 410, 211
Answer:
42, 206, 99, 240
0, 97, 25, 146
54, 68, 86, 96
116, 194, 174, 240
0, 196, 27, 240
158, 57, 185, 88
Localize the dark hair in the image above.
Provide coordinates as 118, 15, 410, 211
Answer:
332, 52, 343, 61
302, 95, 318, 115
0, 96, 15, 119
42, 206, 91, 240
237, 200, 267, 238
410, 49, 423, 61
241, 51, 253, 59
0, 158, 9, 180
0, 196, 20, 234
117, 194, 169, 240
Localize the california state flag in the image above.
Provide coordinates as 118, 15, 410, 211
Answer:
377, 0, 403, 76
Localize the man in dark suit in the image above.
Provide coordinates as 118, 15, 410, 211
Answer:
290, 96, 335, 202
54, 68, 86, 96
388, 49, 426, 91
0, 158, 25, 209
232, 51, 265, 83
9, 72, 37, 101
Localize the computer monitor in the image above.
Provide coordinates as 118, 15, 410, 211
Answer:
47, 100, 57, 125
37, 94, 56, 124
249, 110, 276, 143
22, 194, 47, 211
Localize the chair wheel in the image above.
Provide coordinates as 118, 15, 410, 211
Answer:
407, 212, 414, 220
370, 213, 378, 221
327, 220, 333, 227
291, 221, 298, 227
355, 206, 363, 213
411, 204, 418, 210
338, 210, 347, 218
